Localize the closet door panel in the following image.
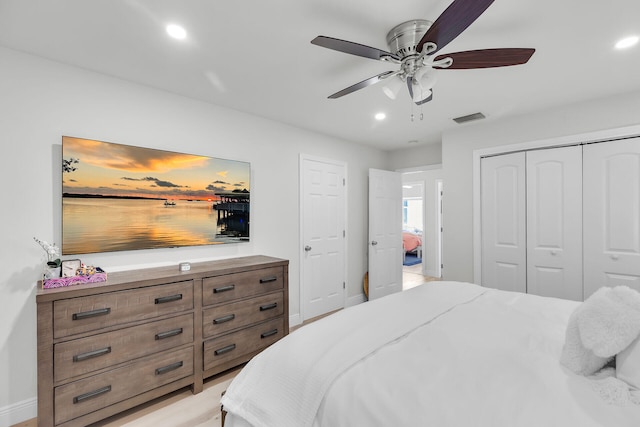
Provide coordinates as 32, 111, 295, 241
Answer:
481, 153, 526, 292
526, 146, 583, 300
584, 138, 640, 298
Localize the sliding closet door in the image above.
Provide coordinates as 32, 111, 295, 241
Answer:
583, 138, 640, 298
526, 146, 583, 300
481, 153, 526, 292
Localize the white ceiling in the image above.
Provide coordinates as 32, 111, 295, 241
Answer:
1, 0, 639, 151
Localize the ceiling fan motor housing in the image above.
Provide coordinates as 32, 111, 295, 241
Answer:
386, 19, 433, 59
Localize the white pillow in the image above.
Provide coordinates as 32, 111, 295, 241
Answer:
617, 335, 640, 390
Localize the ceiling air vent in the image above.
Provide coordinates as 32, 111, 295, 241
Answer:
453, 112, 486, 124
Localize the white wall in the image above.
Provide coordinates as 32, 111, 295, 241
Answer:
388, 143, 442, 170
0, 46, 389, 423
441, 90, 640, 282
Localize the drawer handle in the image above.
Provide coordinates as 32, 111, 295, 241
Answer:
155, 328, 183, 340
259, 302, 278, 311
73, 385, 111, 404
213, 314, 235, 324
214, 344, 236, 356
155, 294, 183, 304
213, 284, 235, 293
260, 276, 278, 284
72, 307, 111, 321
73, 346, 112, 362
261, 329, 278, 339
155, 361, 184, 375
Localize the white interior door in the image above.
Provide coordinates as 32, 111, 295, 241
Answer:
480, 153, 526, 292
368, 168, 402, 300
526, 146, 583, 300
583, 138, 640, 298
301, 156, 346, 321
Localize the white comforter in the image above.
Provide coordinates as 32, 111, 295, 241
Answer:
222, 282, 640, 427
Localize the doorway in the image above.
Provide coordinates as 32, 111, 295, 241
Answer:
400, 167, 443, 289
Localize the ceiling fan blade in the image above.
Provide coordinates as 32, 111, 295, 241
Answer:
417, 0, 495, 55
434, 48, 535, 69
312, 36, 400, 61
328, 71, 397, 99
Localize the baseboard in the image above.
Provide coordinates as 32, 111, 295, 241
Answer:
347, 293, 366, 307
0, 397, 36, 427
289, 312, 301, 327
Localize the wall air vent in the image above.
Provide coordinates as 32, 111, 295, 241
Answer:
453, 112, 486, 124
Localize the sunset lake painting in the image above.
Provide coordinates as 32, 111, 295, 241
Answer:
62, 136, 250, 255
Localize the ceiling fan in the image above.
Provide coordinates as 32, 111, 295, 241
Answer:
311, 0, 535, 105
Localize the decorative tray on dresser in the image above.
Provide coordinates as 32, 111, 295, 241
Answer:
36, 255, 289, 427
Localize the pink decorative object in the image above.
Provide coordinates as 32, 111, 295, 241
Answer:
43, 268, 107, 289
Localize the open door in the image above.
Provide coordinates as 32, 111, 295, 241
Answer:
368, 168, 403, 300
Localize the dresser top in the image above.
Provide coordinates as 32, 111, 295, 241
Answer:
36, 255, 288, 302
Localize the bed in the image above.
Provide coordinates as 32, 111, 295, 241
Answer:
221, 282, 640, 427
402, 231, 422, 254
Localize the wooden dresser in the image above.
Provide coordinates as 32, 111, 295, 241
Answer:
36, 255, 288, 427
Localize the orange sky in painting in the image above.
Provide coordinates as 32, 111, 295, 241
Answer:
62, 137, 250, 201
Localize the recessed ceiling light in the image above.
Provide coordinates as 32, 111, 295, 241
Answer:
375, 112, 386, 121
166, 24, 187, 40
615, 35, 639, 49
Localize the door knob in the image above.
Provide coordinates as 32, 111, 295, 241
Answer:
371, 241, 378, 246
304, 245, 312, 252
610, 254, 619, 261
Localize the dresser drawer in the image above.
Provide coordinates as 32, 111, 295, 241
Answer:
54, 346, 193, 425
54, 313, 194, 382
202, 267, 283, 306
203, 317, 284, 371
53, 281, 194, 338
203, 292, 283, 339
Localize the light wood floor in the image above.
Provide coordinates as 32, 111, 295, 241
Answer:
16, 268, 438, 427
403, 262, 439, 290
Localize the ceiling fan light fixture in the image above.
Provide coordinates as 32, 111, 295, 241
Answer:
382, 76, 403, 100
412, 85, 432, 103
417, 69, 438, 91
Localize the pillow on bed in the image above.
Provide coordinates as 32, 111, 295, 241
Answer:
617, 335, 640, 390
